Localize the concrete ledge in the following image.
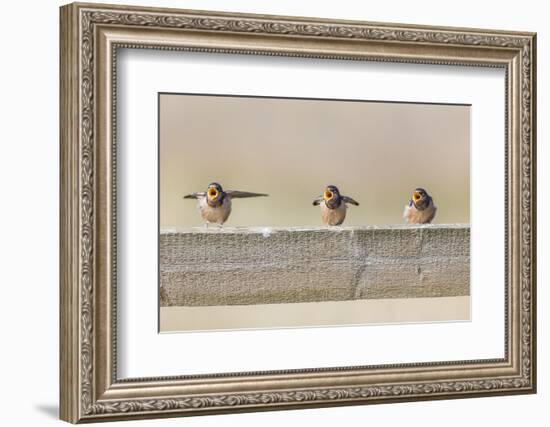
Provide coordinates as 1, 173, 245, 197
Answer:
160, 225, 470, 307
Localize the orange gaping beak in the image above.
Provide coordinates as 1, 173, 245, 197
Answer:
412, 191, 421, 202
207, 188, 218, 200
324, 189, 334, 201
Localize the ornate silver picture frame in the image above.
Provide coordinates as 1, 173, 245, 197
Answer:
60, 2, 536, 423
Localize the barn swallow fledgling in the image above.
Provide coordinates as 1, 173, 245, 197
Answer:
183, 182, 268, 227
403, 188, 437, 224
312, 185, 359, 226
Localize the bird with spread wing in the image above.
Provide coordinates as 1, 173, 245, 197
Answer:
183, 182, 268, 227
312, 185, 359, 226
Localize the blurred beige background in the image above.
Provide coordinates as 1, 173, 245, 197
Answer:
160, 94, 470, 227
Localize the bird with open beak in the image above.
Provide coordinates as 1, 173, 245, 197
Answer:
183, 182, 268, 227
403, 187, 437, 224
312, 185, 359, 226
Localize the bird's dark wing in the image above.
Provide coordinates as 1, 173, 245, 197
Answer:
183, 192, 206, 199
312, 196, 323, 206
425, 203, 437, 223
225, 190, 268, 199
342, 196, 359, 206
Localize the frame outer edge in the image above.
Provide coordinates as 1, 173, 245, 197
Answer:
60, 3, 80, 424
529, 33, 537, 393
69, 1, 536, 37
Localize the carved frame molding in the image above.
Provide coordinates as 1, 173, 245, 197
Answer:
60, 2, 536, 423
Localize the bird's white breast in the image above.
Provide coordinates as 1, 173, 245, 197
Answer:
321, 201, 347, 226
198, 196, 232, 225
403, 202, 436, 224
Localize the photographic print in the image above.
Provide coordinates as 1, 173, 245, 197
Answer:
60, 4, 536, 421
159, 93, 470, 332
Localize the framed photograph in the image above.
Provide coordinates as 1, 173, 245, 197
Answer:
158, 93, 471, 332
60, 2, 536, 423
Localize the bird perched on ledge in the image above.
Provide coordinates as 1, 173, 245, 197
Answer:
183, 182, 268, 227
403, 187, 437, 224
313, 185, 359, 226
